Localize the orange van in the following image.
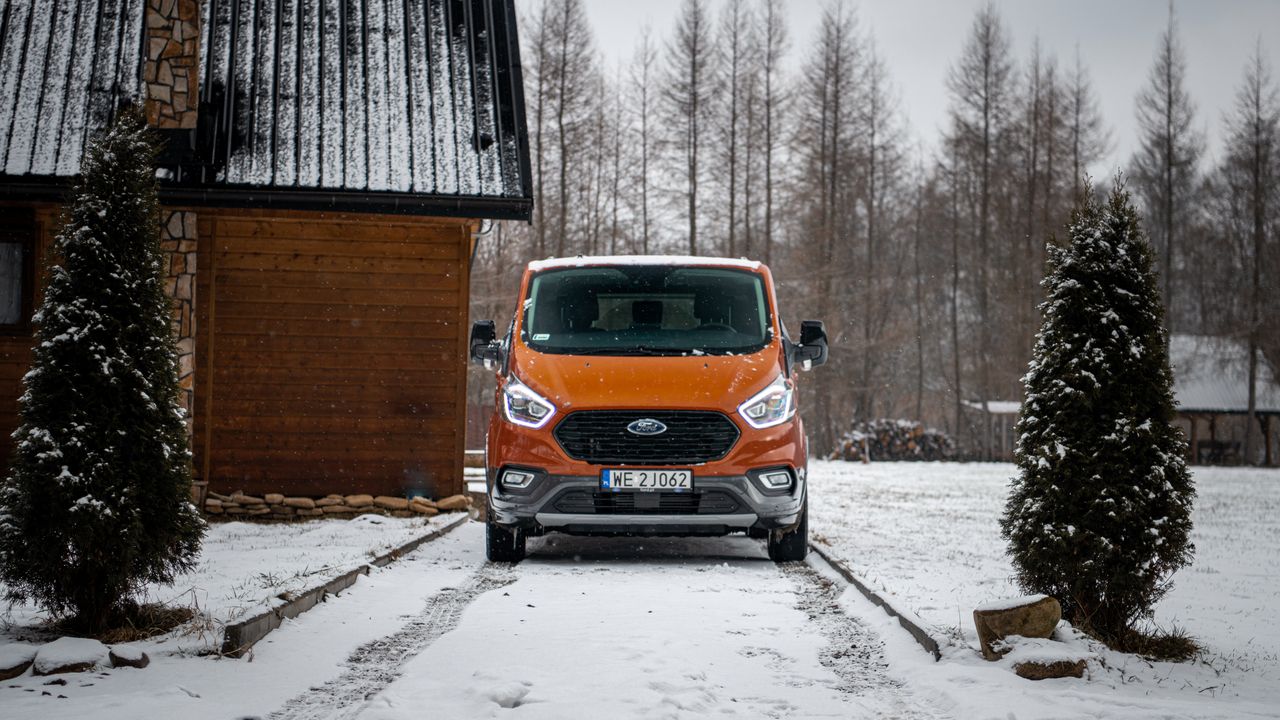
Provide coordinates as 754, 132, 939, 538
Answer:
470, 256, 828, 562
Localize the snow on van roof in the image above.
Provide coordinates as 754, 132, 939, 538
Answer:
526, 255, 763, 272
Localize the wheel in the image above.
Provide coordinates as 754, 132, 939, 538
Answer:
486, 515, 526, 562
767, 503, 808, 562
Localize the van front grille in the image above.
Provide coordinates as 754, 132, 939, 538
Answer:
552, 410, 740, 465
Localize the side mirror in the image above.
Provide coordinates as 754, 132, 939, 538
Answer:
469, 321, 501, 369
794, 320, 828, 370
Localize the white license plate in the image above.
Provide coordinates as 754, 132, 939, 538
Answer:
600, 469, 693, 492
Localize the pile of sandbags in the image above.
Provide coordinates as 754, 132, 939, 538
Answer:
828, 419, 956, 462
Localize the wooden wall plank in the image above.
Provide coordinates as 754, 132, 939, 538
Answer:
198, 209, 471, 498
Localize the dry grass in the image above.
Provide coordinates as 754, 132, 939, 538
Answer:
50, 601, 197, 643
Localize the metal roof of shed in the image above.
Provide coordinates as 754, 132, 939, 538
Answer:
0, 0, 533, 220
1170, 334, 1280, 414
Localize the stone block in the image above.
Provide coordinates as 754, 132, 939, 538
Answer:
973, 595, 1062, 661
344, 494, 374, 508
230, 493, 265, 506
435, 494, 471, 512
264, 493, 284, 504
283, 497, 316, 509
109, 646, 149, 669
374, 496, 409, 510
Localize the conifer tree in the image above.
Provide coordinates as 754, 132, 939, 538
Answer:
1002, 181, 1194, 647
0, 108, 204, 633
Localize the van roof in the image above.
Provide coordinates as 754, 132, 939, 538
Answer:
526, 255, 764, 272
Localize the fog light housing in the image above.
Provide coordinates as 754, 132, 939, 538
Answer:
760, 469, 793, 490
501, 469, 536, 489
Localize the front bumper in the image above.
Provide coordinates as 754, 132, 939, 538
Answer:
488, 472, 805, 537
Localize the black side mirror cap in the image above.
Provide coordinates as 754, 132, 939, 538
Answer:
470, 321, 501, 368
795, 320, 828, 370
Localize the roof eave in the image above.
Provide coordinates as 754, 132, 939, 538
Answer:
0, 176, 534, 222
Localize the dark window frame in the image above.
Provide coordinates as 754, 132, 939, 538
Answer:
0, 208, 38, 335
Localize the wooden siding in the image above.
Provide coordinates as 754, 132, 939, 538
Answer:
194, 209, 472, 498
0, 203, 54, 468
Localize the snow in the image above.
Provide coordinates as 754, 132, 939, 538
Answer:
32, 637, 109, 674
526, 255, 765, 272
0, 643, 37, 669
973, 594, 1047, 612
108, 644, 145, 663
1, 514, 458, 648
810, 460, 1280, 717
0, 462, 1274, 719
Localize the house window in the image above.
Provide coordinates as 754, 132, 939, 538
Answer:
0, 209, 36, 330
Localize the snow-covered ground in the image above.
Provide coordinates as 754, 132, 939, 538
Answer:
1, 523, 950, 720
1, 514, 457, 648
3, 463, 1276, 720
809, 460, 1280, 719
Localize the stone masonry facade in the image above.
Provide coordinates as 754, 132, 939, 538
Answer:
144, 0, 200, 129
162, 210, 197, 436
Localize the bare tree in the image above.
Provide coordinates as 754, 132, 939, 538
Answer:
945, 2, 1015, 459
548, 0, 598, 256
631, 27, 659, 254
1131, 3, 1204, 328
1066, 47, 1109, 199
664, 0, 719, 255
717, 0, 753, 257
1217, 42, 1279, 464
757, 0, 788, 264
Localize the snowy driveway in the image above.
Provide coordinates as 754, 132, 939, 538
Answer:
266, 524, 946, 720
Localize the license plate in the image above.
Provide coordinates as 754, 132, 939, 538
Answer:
600, 469, 693, 492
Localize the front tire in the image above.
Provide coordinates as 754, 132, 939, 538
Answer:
767, 503, 808, 562
486, 515, 526, 562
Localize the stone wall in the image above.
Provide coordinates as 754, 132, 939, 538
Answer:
162, 210, 197, 433
144, 0, 200, 129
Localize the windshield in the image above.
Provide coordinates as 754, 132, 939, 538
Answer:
520, 265, 772, 356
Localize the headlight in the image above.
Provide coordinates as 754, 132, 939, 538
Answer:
738, 375, 796, 429
503, 377, 556, 429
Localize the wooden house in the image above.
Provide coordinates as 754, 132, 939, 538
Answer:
0, 0, 533, 500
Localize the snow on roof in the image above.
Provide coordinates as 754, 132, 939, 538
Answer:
963, 400, 1022, 415
1170, 334, 1280, 414
527, 255, 764, 272
0, 0, 533, 214
0, 0, 146, 178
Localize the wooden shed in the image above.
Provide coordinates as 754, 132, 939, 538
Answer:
0, 0, 532, 500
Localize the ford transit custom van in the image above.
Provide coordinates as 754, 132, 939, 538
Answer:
470, 256, 828, 562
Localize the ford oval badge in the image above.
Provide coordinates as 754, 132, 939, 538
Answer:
627, 418, 668, 436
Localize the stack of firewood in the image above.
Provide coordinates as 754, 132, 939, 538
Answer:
828, 419, 957, 462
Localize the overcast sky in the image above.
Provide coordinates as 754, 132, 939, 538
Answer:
561, 0, 1280, 176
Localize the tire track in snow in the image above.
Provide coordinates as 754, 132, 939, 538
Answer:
262, 562, 518, 720
782, 563, 951, 719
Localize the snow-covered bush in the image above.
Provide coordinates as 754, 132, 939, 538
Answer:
828, 419, 956, 462
1001, 182, 1194, 650
0, 108, 204, 632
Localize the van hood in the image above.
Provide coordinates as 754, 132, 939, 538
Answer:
508, 344, 785, 413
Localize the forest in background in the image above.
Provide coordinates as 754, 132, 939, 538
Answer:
469, 0, 1280, 460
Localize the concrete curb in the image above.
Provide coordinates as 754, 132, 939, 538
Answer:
220, 512, 473, 657
807, 543, 943, 661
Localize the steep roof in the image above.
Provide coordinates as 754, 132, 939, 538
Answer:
0, 0, 532, 220
1170, 334, 1280, 414
0, 0, 146, 179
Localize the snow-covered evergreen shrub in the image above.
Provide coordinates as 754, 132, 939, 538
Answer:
1001, 182, 1194, 647
0, 109, 204, 632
